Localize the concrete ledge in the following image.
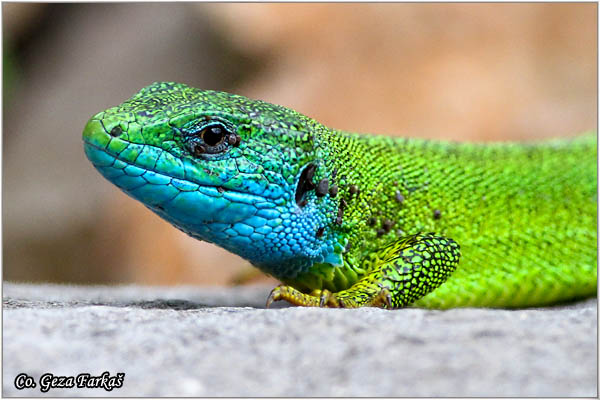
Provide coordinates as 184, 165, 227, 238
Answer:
2, 283, 597, 396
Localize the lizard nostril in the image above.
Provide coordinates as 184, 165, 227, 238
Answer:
109, 126, 123, 137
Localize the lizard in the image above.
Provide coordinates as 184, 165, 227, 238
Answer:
82, 81, 597, 309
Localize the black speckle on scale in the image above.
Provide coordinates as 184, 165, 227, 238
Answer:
316, 179, 329, 197
383, 219, 393, 232
329, 185, 338, 198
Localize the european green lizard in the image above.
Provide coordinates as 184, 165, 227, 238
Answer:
83, 82, 597, 309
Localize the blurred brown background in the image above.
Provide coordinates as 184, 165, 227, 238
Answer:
3, 3, 597, 286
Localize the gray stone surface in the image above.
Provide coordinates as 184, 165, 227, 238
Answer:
2, 283, 597, 397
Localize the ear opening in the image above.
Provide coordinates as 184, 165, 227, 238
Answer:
295, 163, 316, 207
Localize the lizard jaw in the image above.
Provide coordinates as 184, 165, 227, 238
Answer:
83, 140, 273, 225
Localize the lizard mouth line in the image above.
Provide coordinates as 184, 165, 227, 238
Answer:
83, 140, 276, 204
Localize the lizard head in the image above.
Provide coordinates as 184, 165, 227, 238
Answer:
83, 82, 345, 278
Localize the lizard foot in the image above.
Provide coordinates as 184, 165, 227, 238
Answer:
266, 285, 340, 308
265, 284, 392, 308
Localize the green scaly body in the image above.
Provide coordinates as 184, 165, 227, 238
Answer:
83, 82, 597, 309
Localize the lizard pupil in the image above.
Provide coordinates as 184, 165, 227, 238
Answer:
202, 125, 225, 146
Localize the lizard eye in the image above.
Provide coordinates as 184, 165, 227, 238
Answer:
183, 121, 240, 156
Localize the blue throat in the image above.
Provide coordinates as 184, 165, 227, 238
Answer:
84, 142, 344, 279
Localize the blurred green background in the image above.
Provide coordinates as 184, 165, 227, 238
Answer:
3, 3, 597, 286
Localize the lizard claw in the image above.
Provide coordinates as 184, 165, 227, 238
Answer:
366, 287, 395, 309
265, 284, 285, 308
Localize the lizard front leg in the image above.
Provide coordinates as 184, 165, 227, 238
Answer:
266, 233, 460, 309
